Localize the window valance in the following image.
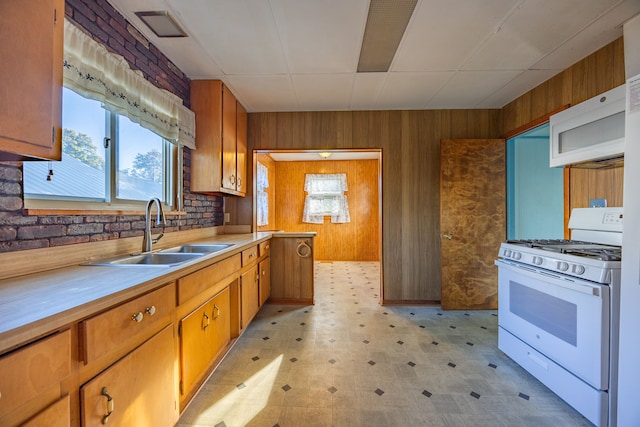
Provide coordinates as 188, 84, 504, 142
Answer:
63, 19, 196, 149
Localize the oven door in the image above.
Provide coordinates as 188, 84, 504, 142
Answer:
496, 259, 609, 390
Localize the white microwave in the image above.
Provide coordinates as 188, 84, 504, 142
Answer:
549, 84, 626, 167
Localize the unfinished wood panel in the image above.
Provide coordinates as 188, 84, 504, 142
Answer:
441, 139, 506, 310
256, 153, 276, 231
274, 159, 380, 261
569, 167, 624, 210
248, 110, 500, 302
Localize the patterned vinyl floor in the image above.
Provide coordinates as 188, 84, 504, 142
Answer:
177, 261, 592, 427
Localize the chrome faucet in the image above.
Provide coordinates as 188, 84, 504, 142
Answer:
142, 197, 166, 252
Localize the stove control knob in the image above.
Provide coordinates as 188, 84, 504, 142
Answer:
513, 251, 522, 260
533, 256, 543, 266
572, 264, 586, 275
558, 261, 569, 271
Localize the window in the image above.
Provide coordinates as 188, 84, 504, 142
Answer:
256, 161, 269, 226
302, 173, 350, 223
23, 19, 195, 210
23, 88, 176, 207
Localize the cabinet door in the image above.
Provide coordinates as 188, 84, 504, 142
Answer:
211, 288, 231, 358
0, 0, 62, 161
190, 80, 223, 193
81, 326, 177, 427
259, 258, 271, 306
180, 300, 213, 396
221, 84, 237, 192
22, 395, 70, 427
236, 101, 247, 195
241, 266, 259, 329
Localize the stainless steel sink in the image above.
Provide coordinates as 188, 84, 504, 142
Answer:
160, 243, 233, 254
86, 252, 203, 267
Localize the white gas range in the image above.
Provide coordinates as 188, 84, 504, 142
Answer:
496, 207, 623, 427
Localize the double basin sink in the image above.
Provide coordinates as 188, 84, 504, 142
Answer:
86, 244, 233, 267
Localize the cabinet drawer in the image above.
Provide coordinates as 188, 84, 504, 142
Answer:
0, 330, 71, 417
259, 240, 271, 257
242, 245, 259, 266
178, 254, 241, 305
80, 283, 176, 364
22, 394, 70, 427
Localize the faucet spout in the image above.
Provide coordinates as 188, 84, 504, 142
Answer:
143, 197, 166, 252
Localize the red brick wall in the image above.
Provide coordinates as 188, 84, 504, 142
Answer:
0, 0, 223, 253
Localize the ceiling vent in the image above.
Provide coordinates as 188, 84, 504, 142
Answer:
357, 0, 418, 72
135, 11, 188, 38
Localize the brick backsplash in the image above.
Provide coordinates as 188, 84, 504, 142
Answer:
0, 0, 224, 253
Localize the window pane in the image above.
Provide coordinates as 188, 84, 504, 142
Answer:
24, 88, 106, 199
116, 116, 164, 201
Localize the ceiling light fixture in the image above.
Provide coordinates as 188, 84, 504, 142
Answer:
135, 11, 188, 38
318, 152, 332, 159
357, 0, 418, 72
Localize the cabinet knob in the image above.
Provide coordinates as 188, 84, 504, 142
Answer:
131, 312, 144, 323
101, 387, 114, 424
145, 305, 156, 316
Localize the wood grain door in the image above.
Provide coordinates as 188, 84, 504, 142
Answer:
440, 139, 505, 310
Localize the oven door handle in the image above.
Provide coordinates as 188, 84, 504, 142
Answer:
495, 259, 603, 297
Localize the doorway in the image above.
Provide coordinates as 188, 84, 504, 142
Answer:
506, 123, 564, 240
253, 149, 384, 300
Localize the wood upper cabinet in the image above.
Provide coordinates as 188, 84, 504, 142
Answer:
0, 0, 63, 161
179, 287, 231, 405
190, 80, 247, 196
80, 326, 177, 427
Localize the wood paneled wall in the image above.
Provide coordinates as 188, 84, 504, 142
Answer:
502, 37, 626, 219
246, 110, 501, 302
273, 159, 380, 261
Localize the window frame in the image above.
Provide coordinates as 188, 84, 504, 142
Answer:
23, 89, 181, 213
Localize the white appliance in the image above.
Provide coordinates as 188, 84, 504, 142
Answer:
550, 84, 626, 168
496, 207, 623, 426
617, 73, 640, 425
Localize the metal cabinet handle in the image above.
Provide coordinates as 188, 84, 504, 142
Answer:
237, 177, 242, 187
296, 240, 312, 258
131, 312, 144, 323
230, 175, 236, 185
213, 304, 221, 320
441, 233, 453, 240
145, 305, 156, 316
202, 312, 210, 330
101, 387, 114, 424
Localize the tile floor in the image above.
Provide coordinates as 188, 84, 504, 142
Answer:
177, 261, 592, 427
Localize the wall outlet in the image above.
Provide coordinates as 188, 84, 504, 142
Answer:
224, 213, 230, 223
590, 198, 607, 208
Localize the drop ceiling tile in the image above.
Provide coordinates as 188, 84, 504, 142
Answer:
376, 72, 452, 110
226, 75, 296, 112
427, 70, 522, 108
392, 0, 519, 71
270, 0, 370, 74
168, 0, 289, 75
477, 69, 561, 108
462, 0, 621, 71
349, 73, 388, 110
291, 74, 355, 111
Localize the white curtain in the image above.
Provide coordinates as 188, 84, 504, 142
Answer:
257, 162, 269, 226
63, 20, 196, 149
302, 174, 350, 224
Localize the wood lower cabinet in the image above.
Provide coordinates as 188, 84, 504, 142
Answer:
270, 236, 315, 304
22, 395, 70, 427
259, 257, 271, 306
240, 266, 260, 329
0, 330, 71, 426
80, 325, 177, 427
0, 0, 62, 161
179, 287, 231, 401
